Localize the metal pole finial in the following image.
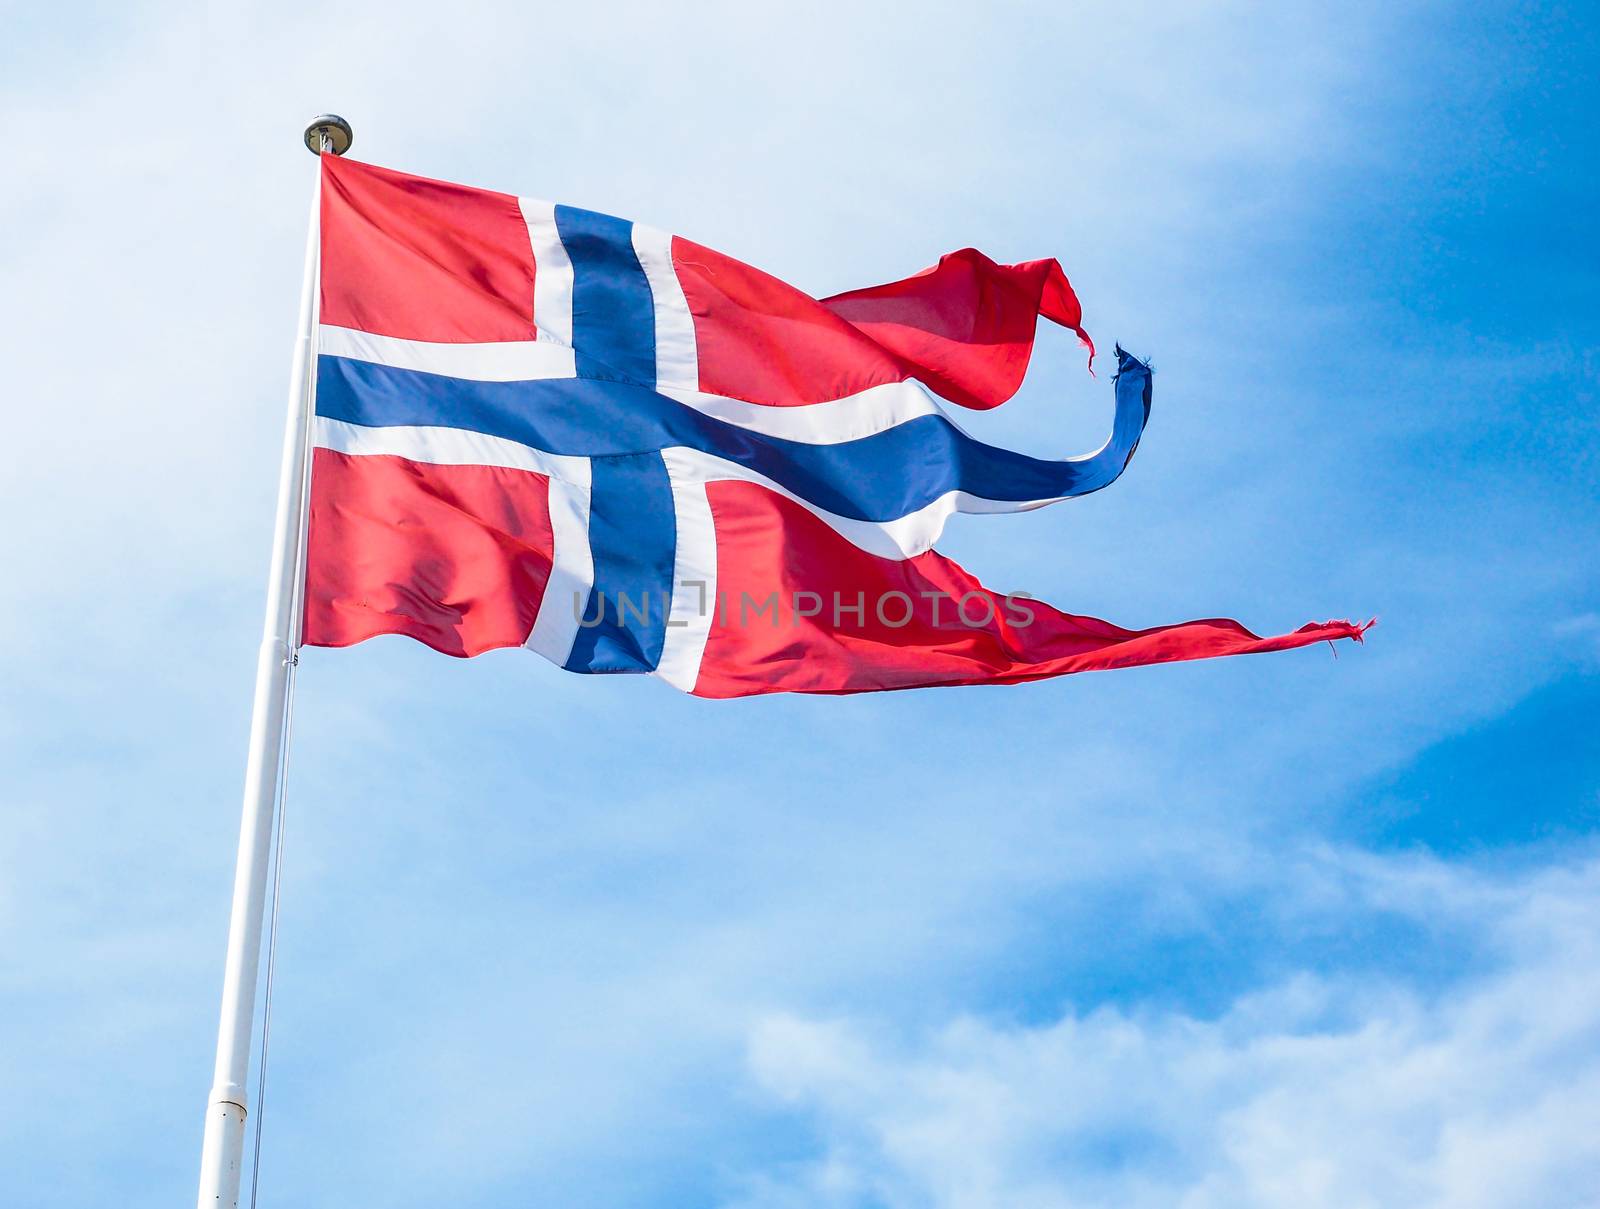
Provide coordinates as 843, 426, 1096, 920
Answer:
303, 114, 353, 156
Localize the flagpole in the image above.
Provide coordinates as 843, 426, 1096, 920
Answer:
195, 115, 352, 1209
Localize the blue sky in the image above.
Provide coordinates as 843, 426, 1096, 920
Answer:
1, 2, 1596, 1206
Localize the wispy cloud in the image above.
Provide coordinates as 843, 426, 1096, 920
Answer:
735, 851, 1600, 1209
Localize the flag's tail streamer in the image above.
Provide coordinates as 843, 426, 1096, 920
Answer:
822, 248, 1097, 408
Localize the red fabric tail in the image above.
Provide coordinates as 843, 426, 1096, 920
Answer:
821, 249, 1096, 410
691, 482, 1368, 698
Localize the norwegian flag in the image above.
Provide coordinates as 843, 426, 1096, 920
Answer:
304, 155, 1365, 697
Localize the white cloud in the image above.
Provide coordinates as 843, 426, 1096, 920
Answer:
735, 853, 1600, 1209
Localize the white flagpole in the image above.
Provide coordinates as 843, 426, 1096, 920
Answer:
196, 115, 353, 1209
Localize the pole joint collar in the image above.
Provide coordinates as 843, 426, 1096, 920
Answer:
207, 1082, 250, 1114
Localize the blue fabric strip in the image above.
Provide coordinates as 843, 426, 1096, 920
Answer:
563, 452, 677, 675
316, 350, 1153, 521
554, 205, 656, 386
